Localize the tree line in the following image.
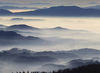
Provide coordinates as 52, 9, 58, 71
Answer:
13, 63, 100, 73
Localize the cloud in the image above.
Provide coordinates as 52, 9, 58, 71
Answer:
0, 2, 53, 6
66, 3, 74, 5
0, 48, 100, 73
10, 18, 45, 21
88, 2, 99, 5
38, 64, 65, 71
0, 2, 20, 5
28, 3, 52, 5
0, 6, 39, 9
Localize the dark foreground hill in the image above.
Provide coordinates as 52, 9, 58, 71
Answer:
15, 64, 100, 73
54, 63, 100, 73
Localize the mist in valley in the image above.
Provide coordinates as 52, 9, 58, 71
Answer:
0, 16, 100, 73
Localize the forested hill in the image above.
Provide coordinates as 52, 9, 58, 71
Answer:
14, 63, 100, 73
54, 63, 100, 73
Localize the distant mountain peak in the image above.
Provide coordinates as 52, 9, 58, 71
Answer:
0, 6, 100, 16
5, 48, 34, 54
0, 9, 12, 15
0, 30, 23, 38
49, 6, 81, 9
6, 24, 39, 30
53, 26, 69, 30
0, 30, 43, 45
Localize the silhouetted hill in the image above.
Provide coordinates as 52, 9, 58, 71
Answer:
0, 48, 80, 64
6, 24, 39, 30
0, 9, 12, 15
1, 48, 100, 73
34, 51, 79, 59
67, 48, 100, 58
15, 6, 100, 16
0, 48, 57, 64
0, 30, 43, 45
0, 30, 23, 39
6, 48, 34, 54
10, 18, 44, 21
53, 64, 100, 73
1, 6, 100, 16
16, 63, 100, 73
51, 26, 69, 30
67, 59, 100, 68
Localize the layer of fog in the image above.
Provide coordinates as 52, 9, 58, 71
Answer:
0, 16, 100, 73
1, 16, 100, 33
0, 48, 100, 73
1, 23, 100, 51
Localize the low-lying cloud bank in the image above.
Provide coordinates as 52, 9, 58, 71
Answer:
0, 48, 100, 73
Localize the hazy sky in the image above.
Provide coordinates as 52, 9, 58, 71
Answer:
0, 0, 100, 7
0, 0, 99, 4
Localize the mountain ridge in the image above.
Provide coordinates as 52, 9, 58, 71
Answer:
6, 24, 39, 30
1, 6, 100, 16
14, 6, 100, 16
0, 30, 43, 45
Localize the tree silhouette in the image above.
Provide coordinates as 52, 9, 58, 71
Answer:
14, 64, 100, 73
23, 71, 25, 73
27, 71, 29, 73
